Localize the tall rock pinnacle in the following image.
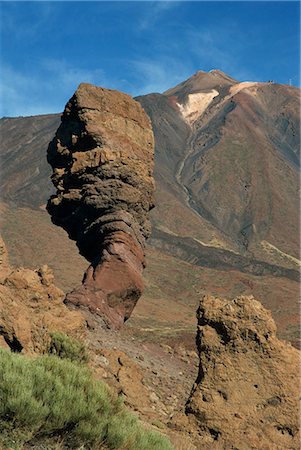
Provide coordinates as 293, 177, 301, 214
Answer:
47, 83, 155, 329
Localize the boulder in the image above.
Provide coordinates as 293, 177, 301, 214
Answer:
184, 295, 300, 449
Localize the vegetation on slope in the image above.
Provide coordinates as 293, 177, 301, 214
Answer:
0, 348, 173, 450
48, 331, 89, 364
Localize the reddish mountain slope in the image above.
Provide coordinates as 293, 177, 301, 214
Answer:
138, 70, 300, 269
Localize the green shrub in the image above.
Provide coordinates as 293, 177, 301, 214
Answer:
0, 349, 173, 450
48, 331, 89, 363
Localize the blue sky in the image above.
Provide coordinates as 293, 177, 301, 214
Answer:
0, 1, 300, 117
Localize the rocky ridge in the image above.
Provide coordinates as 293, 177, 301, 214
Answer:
47, 84, 154, 329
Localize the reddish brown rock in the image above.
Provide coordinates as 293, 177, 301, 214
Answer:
0, 237, 86, 353
182, 295, 300, 449
47, 84, 154, 329
0, 236, 10, 283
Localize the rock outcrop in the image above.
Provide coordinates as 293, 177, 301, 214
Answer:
0, 236, 10, 279
47, 84, 154, 329
0, 237, 86, 354
183, 295, 300, 449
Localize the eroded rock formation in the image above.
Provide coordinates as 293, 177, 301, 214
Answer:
0, 237, 86, 354
182, 295, 300, 449
47, 84, 154, 329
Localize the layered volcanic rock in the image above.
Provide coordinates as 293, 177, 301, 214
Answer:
183, 295, 300, 449
47, 84, 154, 329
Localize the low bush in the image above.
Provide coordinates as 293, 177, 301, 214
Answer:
0, 349, 173, 450
48, 331, 89, 363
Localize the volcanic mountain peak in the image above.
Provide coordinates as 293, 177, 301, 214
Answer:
163, 69, 238, 99
162, 69, 242, 125
174, 79, 263, 125
208, 68, 238, 82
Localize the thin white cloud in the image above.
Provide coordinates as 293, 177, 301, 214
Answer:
1, 2, 55, 41
41, 59, 106, 89
0, 62, 109, 118
0, 66, 45, 117
128, 17, 260, 96
0, 8, 264, 118
137, 1, 179, 31
162, 23, 258, 83
129, 57, 194, 95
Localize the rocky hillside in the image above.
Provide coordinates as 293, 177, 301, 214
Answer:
1, 233, 299, 449
0, 70, 300, 346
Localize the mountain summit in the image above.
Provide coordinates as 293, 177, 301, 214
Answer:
164, 69, 238, 98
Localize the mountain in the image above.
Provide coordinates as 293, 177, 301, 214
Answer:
0, 70, 300, 347
138, 70, 300, 265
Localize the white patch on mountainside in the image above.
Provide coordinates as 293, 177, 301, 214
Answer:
229, 81, 259, 95
177, 90, 219, 125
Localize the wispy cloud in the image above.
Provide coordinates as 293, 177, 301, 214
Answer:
162, 21, 257, 81
2, 1, 296, 117
41, 59, 106, 89
126, 20, 258, 96
1, 2, 56, 41
0, 66, 45, 117
0, 61, 109, 117
128, 11, 260, 96
128, 57, 194, 95
181, 23, 259, 82
137, 1, 179, 31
